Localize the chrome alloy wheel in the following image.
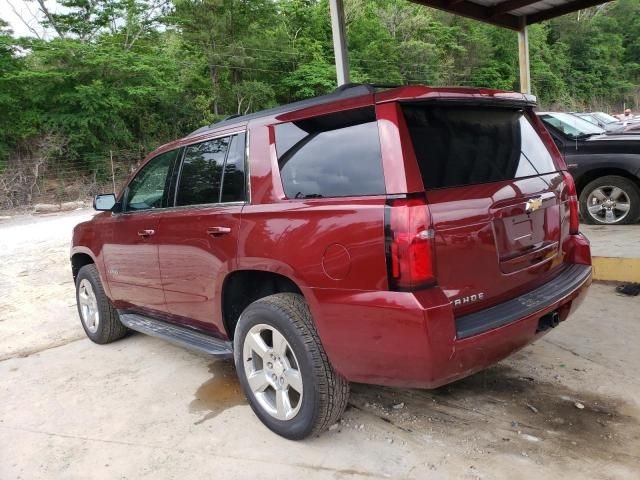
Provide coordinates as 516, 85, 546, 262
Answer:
78, 279, 100, 333
586, 185, 632, 224
242, 323, 303, 421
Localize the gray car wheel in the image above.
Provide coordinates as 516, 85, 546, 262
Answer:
579, 175, 640, 225
233, 293, 349, 439
75, 264, 128, 344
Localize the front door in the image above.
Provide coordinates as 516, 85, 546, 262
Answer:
103, 149, 178, 314
157, 132, 247, 335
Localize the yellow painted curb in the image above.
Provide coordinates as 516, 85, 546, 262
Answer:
592, 257, 640, 283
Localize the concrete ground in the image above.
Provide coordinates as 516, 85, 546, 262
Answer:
580, 224, 639, 259
1, 210, 639, 480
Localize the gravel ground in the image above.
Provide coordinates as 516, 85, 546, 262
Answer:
0, 209, 639, 479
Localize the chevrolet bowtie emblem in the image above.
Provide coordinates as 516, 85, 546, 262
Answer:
525, 197, 543, 213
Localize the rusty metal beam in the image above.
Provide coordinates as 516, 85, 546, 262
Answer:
410, 0, 521, 30
526, 0, 611, 23
410, 0, 613, 28
490, 0, 542, 16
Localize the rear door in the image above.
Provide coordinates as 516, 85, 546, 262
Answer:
401, 103, 568, 314
157, 132, 246, 335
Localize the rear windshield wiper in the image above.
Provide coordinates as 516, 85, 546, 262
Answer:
294, 192, 324, 199
574, 132, 599, 139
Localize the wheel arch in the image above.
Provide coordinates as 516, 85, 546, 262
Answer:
221, 268, 304, 341
71, 248, 97, 282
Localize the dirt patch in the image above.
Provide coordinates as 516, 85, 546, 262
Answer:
0, 209, 94, 360
188, 359, 640, 469
189, 360, 246, 425
350, 364, 640, 467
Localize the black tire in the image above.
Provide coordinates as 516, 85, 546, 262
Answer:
579, 175, 640, 225
233, 293, 349, 440
75, 264, 128, 344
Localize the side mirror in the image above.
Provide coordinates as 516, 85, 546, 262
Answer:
94, 193, 117, 211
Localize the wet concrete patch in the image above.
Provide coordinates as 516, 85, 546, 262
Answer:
350, 364, 640, 467
190, 360, 246, 425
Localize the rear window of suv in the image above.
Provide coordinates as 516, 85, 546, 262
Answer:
402, 105, 557, 190
275, 107, 385, 199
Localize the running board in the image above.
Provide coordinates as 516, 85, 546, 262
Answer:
119, 313, 233, 358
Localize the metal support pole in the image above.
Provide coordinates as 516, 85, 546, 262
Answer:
518, 17, 531, 95
329, 0, 350, 86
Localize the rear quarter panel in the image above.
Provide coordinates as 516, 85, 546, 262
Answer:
238, 198, 387, 290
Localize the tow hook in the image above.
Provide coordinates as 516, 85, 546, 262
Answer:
537, 311, 560, 333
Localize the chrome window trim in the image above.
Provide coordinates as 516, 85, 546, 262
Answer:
162, 201, 246, 213
245, 128, 252, 206
115, 200, 246, 217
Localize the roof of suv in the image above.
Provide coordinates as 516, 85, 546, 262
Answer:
187, 84, 538, 138
188, 84, 376, 137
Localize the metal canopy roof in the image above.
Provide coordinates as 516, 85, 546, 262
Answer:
409, 0, 611, 30
329, 0, 617, 93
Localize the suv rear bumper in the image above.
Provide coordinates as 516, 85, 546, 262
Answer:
456, 264, 591, 339
305, 246, 592, 389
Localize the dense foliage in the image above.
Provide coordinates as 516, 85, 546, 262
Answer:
0, 0, 639, 205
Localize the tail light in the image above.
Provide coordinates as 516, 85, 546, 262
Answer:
384, 196, 436, 290
562, 171, 580, 235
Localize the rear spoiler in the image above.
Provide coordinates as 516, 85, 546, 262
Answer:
396, 92, 538, 109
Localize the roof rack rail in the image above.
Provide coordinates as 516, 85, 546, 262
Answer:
370, 83, 404, 89
188, 83, 376, 137
334, 82, 374, 92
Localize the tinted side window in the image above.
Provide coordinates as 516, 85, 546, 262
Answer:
176, 137, 229, 206
220, 133, 246, 202
275, 108, 385, 199
125, 150, 175, 211
402, 105, 557, 190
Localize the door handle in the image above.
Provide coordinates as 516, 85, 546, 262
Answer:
137, 229, 155, 237
207, 226, 231, 236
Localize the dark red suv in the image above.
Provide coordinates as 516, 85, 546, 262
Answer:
71, 84, 592, 439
